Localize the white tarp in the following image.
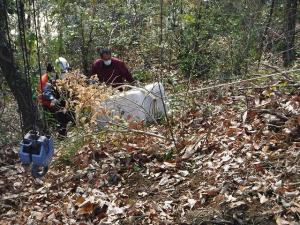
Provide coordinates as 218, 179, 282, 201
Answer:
98, 82, 167, 126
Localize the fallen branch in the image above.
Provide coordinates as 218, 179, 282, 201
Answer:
173, 69, 300, 96
261, 63, 296, 81
267, 123, 283, 129
104, 124, 167, 140
261, 63, 281, 73
238, 83, 300, 91
256, 109, 289, 121
1, 192, 32, 201
199, 219, 234, 225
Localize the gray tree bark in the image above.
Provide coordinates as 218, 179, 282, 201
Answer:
282, 0, 298, 67
0, 0, 41, 132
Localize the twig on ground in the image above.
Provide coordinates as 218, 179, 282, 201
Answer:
103, 121, 167, 140
198, 220, 234, 225
173, 69, 300, 96
238, 83, 300, 91
256, 109, 289, 121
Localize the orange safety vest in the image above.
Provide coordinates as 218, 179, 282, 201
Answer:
37, 73, 52, 108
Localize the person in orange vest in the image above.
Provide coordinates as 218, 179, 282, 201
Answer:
38, 63, 58, 108
38, 63, 75, 138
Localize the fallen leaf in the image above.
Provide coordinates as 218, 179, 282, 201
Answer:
77, 201, 94, 215
230, 201, 246, 208
187, 199, 197, 209
163, 201, 173, 210
181, 137, 204, 159
159, 174, 171, 186
276, 216, 290, 225
222, 155, 231, 162
75, 196, 85, 206
178, 170, 189, 177
258, 194, 268, 204
31, 211, 44, 221
138, 192, 148, 197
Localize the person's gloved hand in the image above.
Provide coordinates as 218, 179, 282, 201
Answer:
62, 108, 67, 114
135, 80, 141, 87
50, 99, 59, 107
86, 79, 98, 85
49, 77, 57, 84
130, 80, 140, 87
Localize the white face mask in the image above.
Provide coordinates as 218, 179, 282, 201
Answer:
103, 59, 112, 66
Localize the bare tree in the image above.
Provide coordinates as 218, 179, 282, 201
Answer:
282, 0, 298, 67
0, 0, 40, 132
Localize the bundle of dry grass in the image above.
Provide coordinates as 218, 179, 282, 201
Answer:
55, 70, 116, 127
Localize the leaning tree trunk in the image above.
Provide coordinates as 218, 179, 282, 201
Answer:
282, 0, 298, 67
0, 0, 41, 133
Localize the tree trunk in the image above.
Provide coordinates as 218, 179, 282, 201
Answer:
80, 12, 94, 75
282, 0, 298, 67
0, 0, 40, 133
257, 0, 275, 66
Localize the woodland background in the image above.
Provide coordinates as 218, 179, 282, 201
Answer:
0, 0, 300, 224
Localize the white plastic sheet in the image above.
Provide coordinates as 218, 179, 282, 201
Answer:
98, 82, 167, 126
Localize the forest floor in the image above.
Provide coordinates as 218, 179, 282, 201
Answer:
0, 69, 300, 225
